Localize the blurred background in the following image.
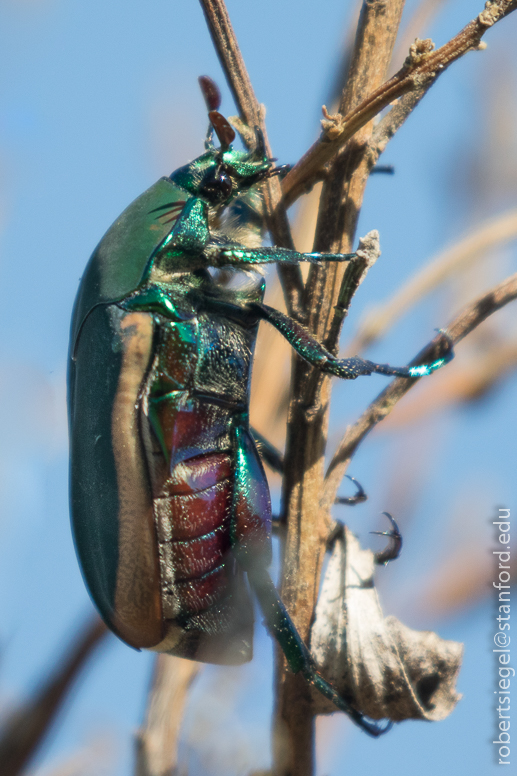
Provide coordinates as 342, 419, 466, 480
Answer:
0, 0, 516, 774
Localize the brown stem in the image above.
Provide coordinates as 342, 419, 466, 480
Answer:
323, 272, 517, 509
0, 616, 108, 776
281, 0, 517, 208
198, 0, 304, 316
135, 655, 200, 776
274, 4, 405, 775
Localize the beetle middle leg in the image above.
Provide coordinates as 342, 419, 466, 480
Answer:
248, 302, 453, 379
201, 296, 453, 380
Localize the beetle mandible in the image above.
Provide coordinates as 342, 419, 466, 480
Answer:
68, 77, 453, 736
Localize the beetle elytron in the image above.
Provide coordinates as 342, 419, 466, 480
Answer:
68, 78, 452, 735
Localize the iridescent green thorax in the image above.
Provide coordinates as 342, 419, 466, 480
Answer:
221, 148, 270, 180
169, 145, 270, 204
169, 151, 219, 194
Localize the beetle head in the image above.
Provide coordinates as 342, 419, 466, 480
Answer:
170, 123, 274, 207
170, 79, 289, 207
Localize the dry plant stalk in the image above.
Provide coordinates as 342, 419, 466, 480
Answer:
135, 655, 201, 776
323, 272, 517, 510
0, 617, 108, 776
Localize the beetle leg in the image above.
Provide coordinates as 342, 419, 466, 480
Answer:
371, 512, 403, 565
205, 243, 357, 267
229, 420, 273, 570
335, 475, 367, 505
159, 198, 211, 257
247, 566, 391, 737
250, 427, 284, 475
248, 302, 454, 378
229, 422, 389, 734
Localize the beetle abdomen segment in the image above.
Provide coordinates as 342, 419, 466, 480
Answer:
175, 563, 232, 614
169, 525, 230, 579
155, 452, 234, 617
168, 451, 231, 494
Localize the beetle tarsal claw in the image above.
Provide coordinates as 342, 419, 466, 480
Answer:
371, 511, 402, 565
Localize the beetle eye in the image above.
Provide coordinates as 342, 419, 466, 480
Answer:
201, 164, 233, 202
217, 169, 233, 198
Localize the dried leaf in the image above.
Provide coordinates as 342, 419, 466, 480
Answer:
310, 528, 463, 721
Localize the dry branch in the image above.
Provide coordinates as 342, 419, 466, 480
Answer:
198, 0, 304, 316
135, 655, 200, 776
349, 207, 517, 353
0, 617, 108, 776
281, 0, 517, 207
275, 3, 407, 774
324, 272, 517, 509
375, 339, 517, 428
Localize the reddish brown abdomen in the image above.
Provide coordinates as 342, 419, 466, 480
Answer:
154, 452, 234, 616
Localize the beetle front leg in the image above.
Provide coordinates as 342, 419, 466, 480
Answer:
205, 243, 357, 267
249, 302, 454, 378
247, 566, 391, 737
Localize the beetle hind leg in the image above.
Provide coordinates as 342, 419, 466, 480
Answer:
335, 475, 367, 506
371, 512, 402, 565
247, 566, 391, 737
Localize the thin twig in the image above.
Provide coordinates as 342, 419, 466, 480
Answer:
326, 230, 381, 348
373, 339, 517, 427
366, 83, 428, 161
281, 0, 517, 208
135, 655, 200, 776
0, 617, 108, 776
323, 272, 517, 509
198, 0, 304, 316
313, 0, 407, 356
348, 207, 517, 353
391, 0, 451, 74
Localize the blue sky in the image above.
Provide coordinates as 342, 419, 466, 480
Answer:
0, 1, 515, 775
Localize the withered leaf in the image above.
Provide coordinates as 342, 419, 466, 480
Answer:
310, 527, 463, 721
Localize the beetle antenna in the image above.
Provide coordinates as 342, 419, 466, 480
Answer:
199, 76, 222, 150
198, 76, 222, 111
208, 110, 236, 152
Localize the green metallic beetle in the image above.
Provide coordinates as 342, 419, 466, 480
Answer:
68, 78, 452, 736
